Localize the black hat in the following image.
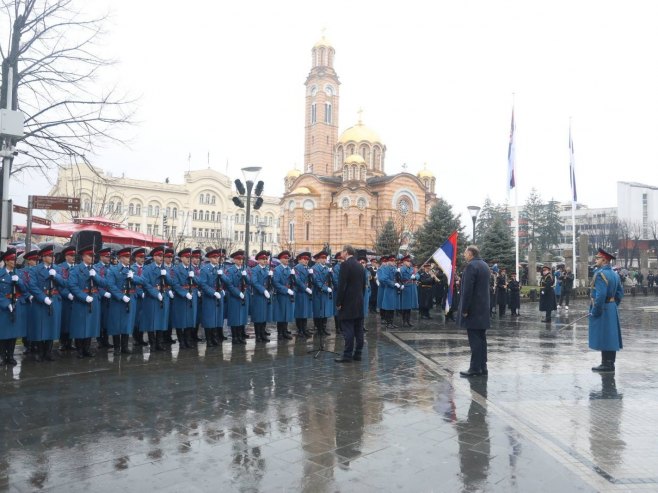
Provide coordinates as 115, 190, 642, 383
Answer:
178, 248, 192, 258
78, 245, 95, 256
255, 250, 270, 260
277, 251, 291, 260
117, 247, 132, 258
296, 251, 311, 261
1, 248, 17, 262
151, 246, 165, 257
230, 250, 245, 259
62, 245, 76, 257
39, 244, 56, 257
24, 249, 40, 261
313, 250, 329, 260
596, 248, 616, 261
206, 249, 222, 259
132, 248, 146, 258
98, 247, 112, 257
191, 249, 202, 258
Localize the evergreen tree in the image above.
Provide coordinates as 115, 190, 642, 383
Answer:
374, 219, 400, 256
479, 213, 515, 269
474, 197, 496, 242
540, 199, 563, 253
412, 198, 467, 268
520, 189, 544, 257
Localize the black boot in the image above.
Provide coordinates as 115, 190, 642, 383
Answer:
34, 342, 43, 362
43, 340, 55, 361
134, 328, 148, 346
205, 329, 217, 347
112, 335, 122, 353
280, 323, 292, 340
261, 325, 271, 342
83, 338, 95, 357
216, 327, 226, 342
176, 329, 189, 349
592, 351, 616, 372
231, 327, 239, 345
121, 334, 132, 354
6, 339, 17, 365
0, 340, 7, 365
76, 339, 85, 358
241, 326, 250, 339
148, 331, 157, 352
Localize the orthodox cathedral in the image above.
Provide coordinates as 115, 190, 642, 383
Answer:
279, 35, 438, 254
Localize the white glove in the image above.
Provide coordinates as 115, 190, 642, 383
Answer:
29, 295, 34, 302
268, 270, 274, 277
198, 290, 202, 297
68, 293, 74, 301
188, 271, 195, 278
89, 269, 96, 277
305, 287, 312, 295
242, 270, 247, 277
141, 293, 145, 299
44, 297, 52, 306
104, 292, 112, 299
160, 269, 167, 276
157, 293, 163, 302
411, 274, 416, 280
239, 292, 245, 300
401, 285, 405, 290
127, 270, 134, 279
264, 291, 271, 299
8, 304, 13, 313
214, 292, 221, 300
11, 275, 18, 282
185, 292, 193, 300
49, 269, 57, 276
394, 283, 401, 289
122, 295, 130, 303
327, 287, 332, 293
85, 296, 93, 303
168, 290, 174, 299
396, 268, 401, 273
308, 268, 314, 275
328, 267, 333, 273
218, 269, 224, 275
376, 280, 380, 286
287, 289, 294, 296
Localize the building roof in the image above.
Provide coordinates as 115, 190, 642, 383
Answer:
344, 154, 366, 165
338, 121, 382, 145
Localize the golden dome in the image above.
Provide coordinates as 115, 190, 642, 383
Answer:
417, 163, 435, 179
286, 168, 301, 178
344, 154, 366, 165
291, 186, 312, 195
314, 34, 332, 49
338, 122, 382, 144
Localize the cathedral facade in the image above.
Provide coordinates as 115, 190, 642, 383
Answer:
279, 36, 438, 254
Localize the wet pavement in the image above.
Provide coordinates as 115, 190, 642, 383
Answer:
1, 295, 657, 492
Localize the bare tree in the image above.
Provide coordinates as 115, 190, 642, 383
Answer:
1, 0, 134, 177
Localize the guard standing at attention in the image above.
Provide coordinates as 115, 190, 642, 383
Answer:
539, 265, 557, 323
140, 246, 171, 352
311, 250, 333, 336
198, 249, 227, 346
105, 247, 142, 354
95, 247, 113, 349
131, 248, 148, 347
507, 272, 521, 317
398, 255, 418, 327
225, 250, 251, 345
170, 248, 199, 349
418, 263, 436, 319
294, 251, 314, 338
0, 249, 29, 365
57, 245, 77, 351
272, 251, 295, 341
250, 250, 274, 342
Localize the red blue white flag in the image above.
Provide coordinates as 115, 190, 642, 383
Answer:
569, 125, 577, 202
431, 231, 458, 312
507, 108, 516, 191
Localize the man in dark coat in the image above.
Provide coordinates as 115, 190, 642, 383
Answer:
457, 246, 491, 377
335, 245, 366, 363
539, 265, 557, 323
507, 272, 521, 316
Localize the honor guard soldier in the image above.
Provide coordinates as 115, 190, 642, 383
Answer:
131, 248, 148, 346
68, 245, 109, 358
95, 247, 113, 349
272, 251, 295, 341
140, 246, 171, 352
199, 249, 227, 346
250, 250, 274, 342
106, 247, 142, 354
225, 250, 251, 344
589, 249, 624, 372
332, 252, 343, 334
191, 249, 204, 342
368, 258, 379, 313
163, 248, 177, 345
311, 250, 333, 336
293, 251, 314, 338
170, 248, 199, 349
380, 255, 400, 328
0, 249, 29, 365
398, 255, 418, 327
376, 256, 388, 323
495, 268, 508, 317
507, 272, 521, 317
358, 252, 370, 332
418, 263, 436, 319
27, 245, 67, 361
539, 265, 557, 323
57, 245, 77, 351
20, 250, 39, 355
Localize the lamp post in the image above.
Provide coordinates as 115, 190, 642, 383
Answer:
467, 205, 481, 244
232, 166, 264, 260
257, 221, 267, 252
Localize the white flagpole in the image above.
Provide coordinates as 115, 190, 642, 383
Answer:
570, 120, 577, 285
515, 185, 519, 280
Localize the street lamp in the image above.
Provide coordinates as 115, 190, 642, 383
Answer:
257, 221, 268, 252
232, 166, 264, 259
467, 205, 481, 244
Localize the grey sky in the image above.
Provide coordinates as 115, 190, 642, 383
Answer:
11, 0, 658, 223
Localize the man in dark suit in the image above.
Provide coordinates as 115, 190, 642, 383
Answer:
457, 245, 491, 377
335, 245, 365, 363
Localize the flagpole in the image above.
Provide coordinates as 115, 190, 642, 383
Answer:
570, 119, 577, 285
515, 185, 519, 280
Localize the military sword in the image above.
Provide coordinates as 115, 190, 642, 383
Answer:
557, 313, 590, 332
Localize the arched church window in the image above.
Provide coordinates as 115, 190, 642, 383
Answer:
343, 166, 348, 181
343, 214, 348, 227
360, 166, 366, 181
324, 103, 332, 124
311, 103, 317, 124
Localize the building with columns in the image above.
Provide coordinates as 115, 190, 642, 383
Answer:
279, 35, 438, 254
47, 164, 281, 255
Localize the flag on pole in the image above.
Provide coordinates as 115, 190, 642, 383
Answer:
507, 108, 516, 191
431, 231, 458, 312
569, 125, 577, 202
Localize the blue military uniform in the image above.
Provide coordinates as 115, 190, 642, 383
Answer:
272, 251, 295, 340
105, 247, 143, 354
311, 251, 333, 336
191, 249, 204, 341
94, 247, 113, 348
589, 249, 624, 372
27, 245, 67, 361
198, 249, 227, 346
131, 248, 148, 346
139, 246, 171, 351
399, 258, 419, 327
379, 257, 401, 327
163, 248, 177, 345
57, 245, 77, 350
0, 249, 29, 365
170, 248, 199, 349
250, 251, 274, 342
225, 250, 251, 344
294, 252, 314, 337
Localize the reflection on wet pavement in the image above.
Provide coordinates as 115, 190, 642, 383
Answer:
1, 296, 656, 491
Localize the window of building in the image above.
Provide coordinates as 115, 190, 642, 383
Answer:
241, 213, 245, 223
135, 204, 141, 216
129, 203, 134, 216
172, 207, 178, 219
171, 227, 176, 237
211, 196, 216, 205
234, 231, 239, 241
288, 222, 294, 242
153, 225, 159, 236
147, 205, 153, 217
311, 103, 317, 124
344, 214, 348, 227
239, 231, 244, 241
193, 210, 198, 220
211, 211, 215, 222
134, 224, 140, 232
206, 193, 210, 204
165, 207, 170, 218
305, 222, 310, 241
205, 210, 210, 221
147, 224, 152, 235
359, 214, 363, 227
116, 202, 122, 214
324, 103, 332, 124
84, 200, 91, 212
154, 206, 160, 217
343, 166, 348, 181
199, 195, 204, 204
192, 228, 197, 237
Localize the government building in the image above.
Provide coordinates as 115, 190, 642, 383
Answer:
279, 35, 438, 254
47, 165, 281, 254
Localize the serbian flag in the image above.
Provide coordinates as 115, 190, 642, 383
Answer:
507, 107, 516, 191
431, 231, 458, 312
569, 124, 577, 202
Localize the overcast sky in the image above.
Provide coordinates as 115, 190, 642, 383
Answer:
11, 0, 658, 226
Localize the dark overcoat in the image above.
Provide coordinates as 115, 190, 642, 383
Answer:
457, 257, 491, 331
539, 273, 557, 311
336, 256, 365, 321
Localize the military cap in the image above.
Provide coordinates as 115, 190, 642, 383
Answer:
596, 248, 616, 261
78, 245, 95, 256
313, 250, 328, 260
277, 251, 291, 260
164, 248, 175, 258
178, 248, 192, 258
296, 251, 311, 261
230, 250, 245, 260
23, 250, 40, 261
132, 248, 146, 258
191, 249, 202, 258
255, 250, 270, 260
206, 249, 222, 259
62, 245, 77, 257
39, 244, 55, 257
1, 248, 17, 262
98, 247, 112, 257
117, 247, 132, 258
150, 246, 165, 257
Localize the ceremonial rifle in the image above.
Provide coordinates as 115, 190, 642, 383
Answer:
124, 266, 132, 313
10, 274, 17, 323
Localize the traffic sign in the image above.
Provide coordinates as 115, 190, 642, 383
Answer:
31, 195, 80, 211
12, 204, 52, 226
